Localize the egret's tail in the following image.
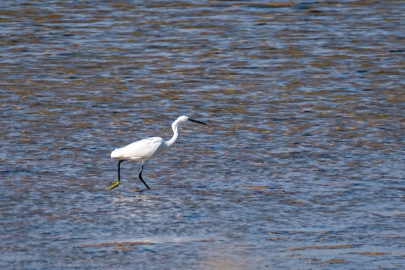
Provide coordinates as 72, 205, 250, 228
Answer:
111, 148, 121, 159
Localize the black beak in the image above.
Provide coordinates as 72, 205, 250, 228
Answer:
188, 118, 207, 125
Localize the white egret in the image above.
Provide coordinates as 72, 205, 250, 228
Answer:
108, 115, 207, 190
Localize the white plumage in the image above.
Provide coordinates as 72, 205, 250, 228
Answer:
108, 115, 206, 190
111, 137, 166, 161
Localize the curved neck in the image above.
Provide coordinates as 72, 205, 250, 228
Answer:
165, 123, 179, 148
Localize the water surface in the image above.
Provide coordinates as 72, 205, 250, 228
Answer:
1, 0, 404, 269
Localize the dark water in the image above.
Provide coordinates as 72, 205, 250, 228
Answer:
1, 0, 404, 269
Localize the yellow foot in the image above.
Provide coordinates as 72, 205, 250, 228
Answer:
108, 181, 120, 190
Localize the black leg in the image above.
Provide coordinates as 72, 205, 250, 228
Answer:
139, 164, 151, 189
118, 160, 125, 181
109, 160, 125, 190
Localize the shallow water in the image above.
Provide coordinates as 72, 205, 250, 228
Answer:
1, 0, 404, 269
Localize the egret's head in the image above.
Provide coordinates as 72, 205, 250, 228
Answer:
172, 115, 206, 129
177, 115, 189, 123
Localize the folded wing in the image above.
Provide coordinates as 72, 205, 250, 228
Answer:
111, 137, 166, 161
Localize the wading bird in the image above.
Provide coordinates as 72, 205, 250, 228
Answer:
108, 115, 206, 190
